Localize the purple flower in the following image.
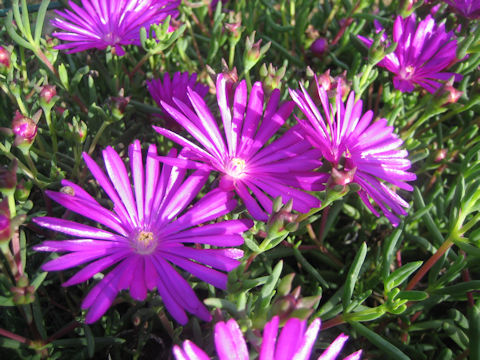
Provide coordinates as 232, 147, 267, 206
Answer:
147, 72, 209, 125
51, 0, 180, 55
173, 316, 362, 360
290, 78, 416, 226
444, 0, 480, 19
153, 75, 327, 221
358, 14, 462, 93
33, 140, 252, 324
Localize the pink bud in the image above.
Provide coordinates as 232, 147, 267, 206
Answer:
12, 111, 37, 146
434, 149, 447, 163
40, 85, 56, 104
0, 46, 10, 69
310, 38, 328, 57
0, 199, 11, 243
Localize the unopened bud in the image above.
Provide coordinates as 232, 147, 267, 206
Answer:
0, 198, 11, 243
434, 149, 447, 162
14, 180, 32, 202
40, 85, 57, 104
0, 160, 17, 194
310, 38, 328, 57
442, 85, 463, 105
244, 32, 271, 72
0, 46, 11, 70
111, 89, 131, 120
12, 111, 38, 150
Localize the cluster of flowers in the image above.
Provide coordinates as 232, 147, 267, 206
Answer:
26, 0, 471, 357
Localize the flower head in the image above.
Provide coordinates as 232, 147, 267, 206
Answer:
444, 0, 480, 19
12, 111, 37, 149
0, 198, 11, 243
290, 78, 416, 226
0, 46, 10, 70
153, 74, 327, 221
358, 14, 462, 93
147, 72, 209, 125
33, 141, 252, 324
173, 316, 362, 360
51, 0, 180, 55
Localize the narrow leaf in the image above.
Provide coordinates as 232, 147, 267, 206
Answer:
343, 242, 367, 311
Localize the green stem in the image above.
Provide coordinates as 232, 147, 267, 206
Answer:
229, 41, 236, 69
88, 121, 112, 155
44, 108, 57, 154
24, 152, 38, 177
7, 193, 16, 218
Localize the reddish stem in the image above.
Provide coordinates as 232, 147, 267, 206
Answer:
460, 251, 475, 307
0, 328, 29, 344
47, 321, 80, 342
406, 238, 454, 291
321, 314, 345, 330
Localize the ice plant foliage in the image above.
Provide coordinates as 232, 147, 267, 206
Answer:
358, 14, 462, 93
33, 141, 252, 324
153, 74, 327, 221
290, 79, 416, 226
147, 72, 209, 123
51, 0, 180, 55
444, 0, 480, 19
173, 316, 362, 360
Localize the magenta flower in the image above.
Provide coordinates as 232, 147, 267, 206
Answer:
147, 72, 209, 124
358, 14, 462, 93
51, 0, 180, 55
444, 0, 480, 19
153, 74, 327, 221
33, 140, 252, 324
173, 316, 362, 360
290, 79, 416, 226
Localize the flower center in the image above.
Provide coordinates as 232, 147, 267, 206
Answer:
131, 230, 157, 255
225, 157, 247, 179
402, 65, 415, 79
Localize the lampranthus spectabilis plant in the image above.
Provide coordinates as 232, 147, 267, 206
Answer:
51, 0, 180, 55
173, 316, 362, 360
290, 78, 416, 226
153, 74, 327, 221
33, 140, 252, 324
358, 14, 462, 93
147, 72, 209, 123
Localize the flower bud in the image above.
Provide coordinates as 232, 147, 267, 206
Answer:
14, 180, 32, 202
0, 160, 17, 195
260, 63, 287, 95
434, 149, 447, 163
40, 85, 57, 104
12, 111, 38, 151
0, 46, 11, 71
244, 31, 271, 72
310, 38, 328, 57
0, 198, 11, 243
225, 12, 243, 43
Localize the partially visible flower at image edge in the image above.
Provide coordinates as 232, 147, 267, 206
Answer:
153, 74, 328, 221
147, 72, 209, 124
33, 140, 252, 324
51, 0, 180, 55
444, 0, 480, 19
290, 78, 416, 226
358, 14, 462, 93
173, 316, 362, 360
